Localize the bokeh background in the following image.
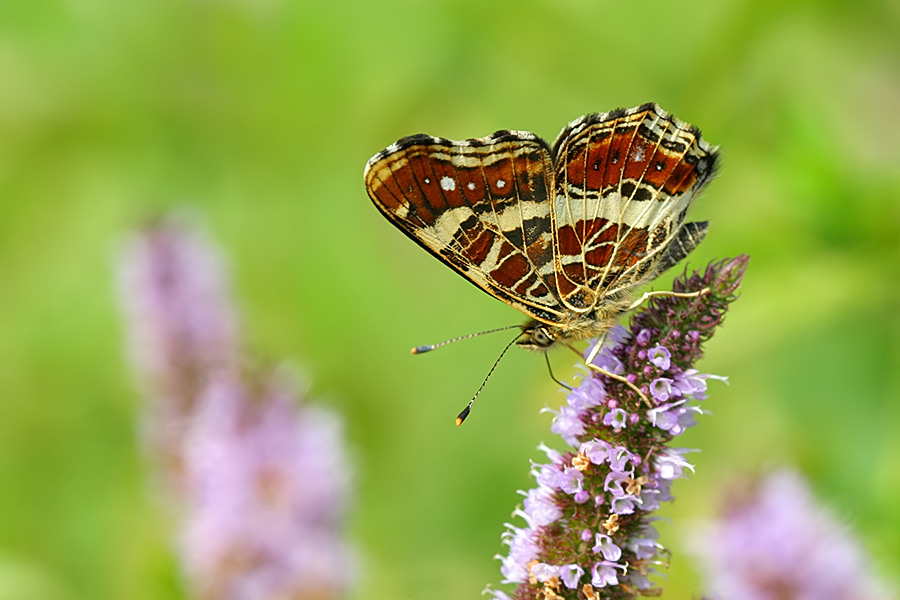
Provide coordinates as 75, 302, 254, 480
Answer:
1, 0, 898, 598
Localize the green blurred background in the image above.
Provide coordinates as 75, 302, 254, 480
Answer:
1, 0, 898, 598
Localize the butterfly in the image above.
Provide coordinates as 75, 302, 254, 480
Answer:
364, 103, 718, 420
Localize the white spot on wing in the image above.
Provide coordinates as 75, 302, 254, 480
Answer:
632, 146, 645, 162
467, 182, 476, 191
424, 178, 431, 184
440, 176, 456, 191
497, 179, 506, 188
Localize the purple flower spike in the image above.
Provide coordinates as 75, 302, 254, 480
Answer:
490, 257, 748, 599
690, 470, 895, 600
117, 216, 354, 600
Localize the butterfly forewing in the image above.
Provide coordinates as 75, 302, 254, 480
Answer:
365, 132, 566, 324
550, 103, 719, 310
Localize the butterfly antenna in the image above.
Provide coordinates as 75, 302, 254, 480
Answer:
455, 331, 524, 426
411, 325, 523, 354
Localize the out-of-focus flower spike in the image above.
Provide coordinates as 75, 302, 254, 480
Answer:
179, 371, 354, 600
116, 215, 354, 600
689, 470, 896, 600
117, 215, 239, 405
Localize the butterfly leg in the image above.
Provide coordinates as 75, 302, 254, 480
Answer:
586, 363, 654, 409
545, 353, 573, 391
582, 331, 609, 366
626, 288, 710, 311
582, 335, 654, 409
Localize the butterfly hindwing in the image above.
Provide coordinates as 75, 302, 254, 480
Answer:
550, 103, 719, 310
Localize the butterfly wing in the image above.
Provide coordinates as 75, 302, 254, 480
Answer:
364, 131, 565, 325
549, 103, 719, 311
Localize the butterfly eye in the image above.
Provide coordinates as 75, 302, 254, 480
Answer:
532, 326, 554, 348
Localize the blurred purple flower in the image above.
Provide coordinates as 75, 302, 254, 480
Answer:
117, 216, 353, 600
690, 470, 895, 600
181, 371, 353, 600
117, 216, 239, 404
117, 216, 240, 480
488, 257, 749, 600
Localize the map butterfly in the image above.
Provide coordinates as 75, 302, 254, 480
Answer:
364, 103, 719, 421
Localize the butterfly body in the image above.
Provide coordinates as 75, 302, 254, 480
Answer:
365, 103, 718, 351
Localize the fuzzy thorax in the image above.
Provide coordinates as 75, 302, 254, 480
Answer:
515, 293, 633, 352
